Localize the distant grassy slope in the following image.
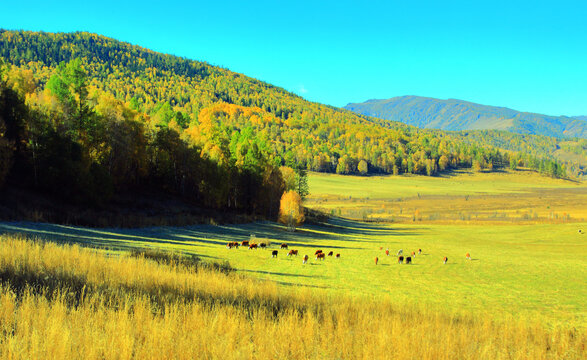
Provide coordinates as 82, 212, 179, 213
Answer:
345, 95, 587, 138
306, 170, 587, 222
308, 169, 581, 198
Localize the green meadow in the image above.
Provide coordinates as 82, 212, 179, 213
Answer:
1, 170, 586, 327
2, 217, 585, 326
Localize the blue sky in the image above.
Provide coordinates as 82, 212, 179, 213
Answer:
1, 0, 586, 116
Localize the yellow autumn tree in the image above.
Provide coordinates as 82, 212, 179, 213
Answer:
278, 190, 305, 231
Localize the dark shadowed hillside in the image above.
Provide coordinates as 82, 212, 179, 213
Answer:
345, 96, 587, 138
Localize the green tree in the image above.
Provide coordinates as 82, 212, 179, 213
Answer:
295, 166, 309, 199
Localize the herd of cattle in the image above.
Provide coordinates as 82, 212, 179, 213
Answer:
228, 240, 473, 265
227, 240, 341, 264
375, 248, 472, 265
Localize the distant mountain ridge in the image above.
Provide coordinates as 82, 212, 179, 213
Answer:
345, 96, 587, 138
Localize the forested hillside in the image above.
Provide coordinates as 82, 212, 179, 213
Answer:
345, 96, 587, 138
0, 29, 580, 220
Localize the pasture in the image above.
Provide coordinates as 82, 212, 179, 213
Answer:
2, 235, 583, 359
306, 169, 587, 222
1, 218, 585, 326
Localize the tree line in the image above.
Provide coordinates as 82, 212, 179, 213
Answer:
0, 59, 285, 218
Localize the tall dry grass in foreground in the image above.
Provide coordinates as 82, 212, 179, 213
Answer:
0, 234, 584, 359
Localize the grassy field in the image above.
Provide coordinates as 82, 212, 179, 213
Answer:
0, 235, 584, 359
306, 169, 587, 222
0, 170, 586, 358
1, 218, 585, 326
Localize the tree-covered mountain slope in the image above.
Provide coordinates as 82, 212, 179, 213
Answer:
0, 29, 582, 187
345, 96, 587, 139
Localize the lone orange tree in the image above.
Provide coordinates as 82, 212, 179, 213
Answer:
278, 190, 305, 231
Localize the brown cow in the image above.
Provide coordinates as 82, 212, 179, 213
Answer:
465, 253, 471, 260
385, 249, 390, 256
443, 256, 448, 264
398, 256, 404, 264
316, 253, 326, 260
281, 243, 288, 249
335, 253, 340, 258
241, 240, 249, 247
375, 257, 379, 265
288, 249, 298, 256
315, 250, 323, 256
303, 255, 309, 264
411, 251, 416, 257
227, 241, 239, 249
248, 243, 258, 250
327, 251, 334, 256
272, 250, 278, 258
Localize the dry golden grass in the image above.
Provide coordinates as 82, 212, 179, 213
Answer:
0, 234, 585, 359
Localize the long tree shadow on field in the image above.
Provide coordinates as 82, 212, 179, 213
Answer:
0, 217, 419, 254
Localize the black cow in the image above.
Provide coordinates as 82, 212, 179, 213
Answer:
405, 256, 412, 264
272, 250, 278, 258
398, 256, 404, 264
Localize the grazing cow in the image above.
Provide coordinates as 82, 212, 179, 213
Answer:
260, 243, 267, 249
272, 250, 278, 258
316, 253, 325, 260
397, 249, 403, 256
578, 229, 583, 234
303, 255, 309, 264
248, 243, 258, 250
411, 251, 416, 257
418, 249, 422, 255
315, 250, 323, 256
226, 241, 239, 249
335, 253, 340, 258
398, 256, 404, 264
375, 257, 379, 265
241, 240, 249, 247
443, 256, 448, 264
327, 251, 334, 256
465, 253, 471, 260
281, 243, 288, 249
288, 249, 298, 256
385, 249, 390, 256
405, 256, 412, 264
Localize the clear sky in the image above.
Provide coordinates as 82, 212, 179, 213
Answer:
1, 0, 586, 116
